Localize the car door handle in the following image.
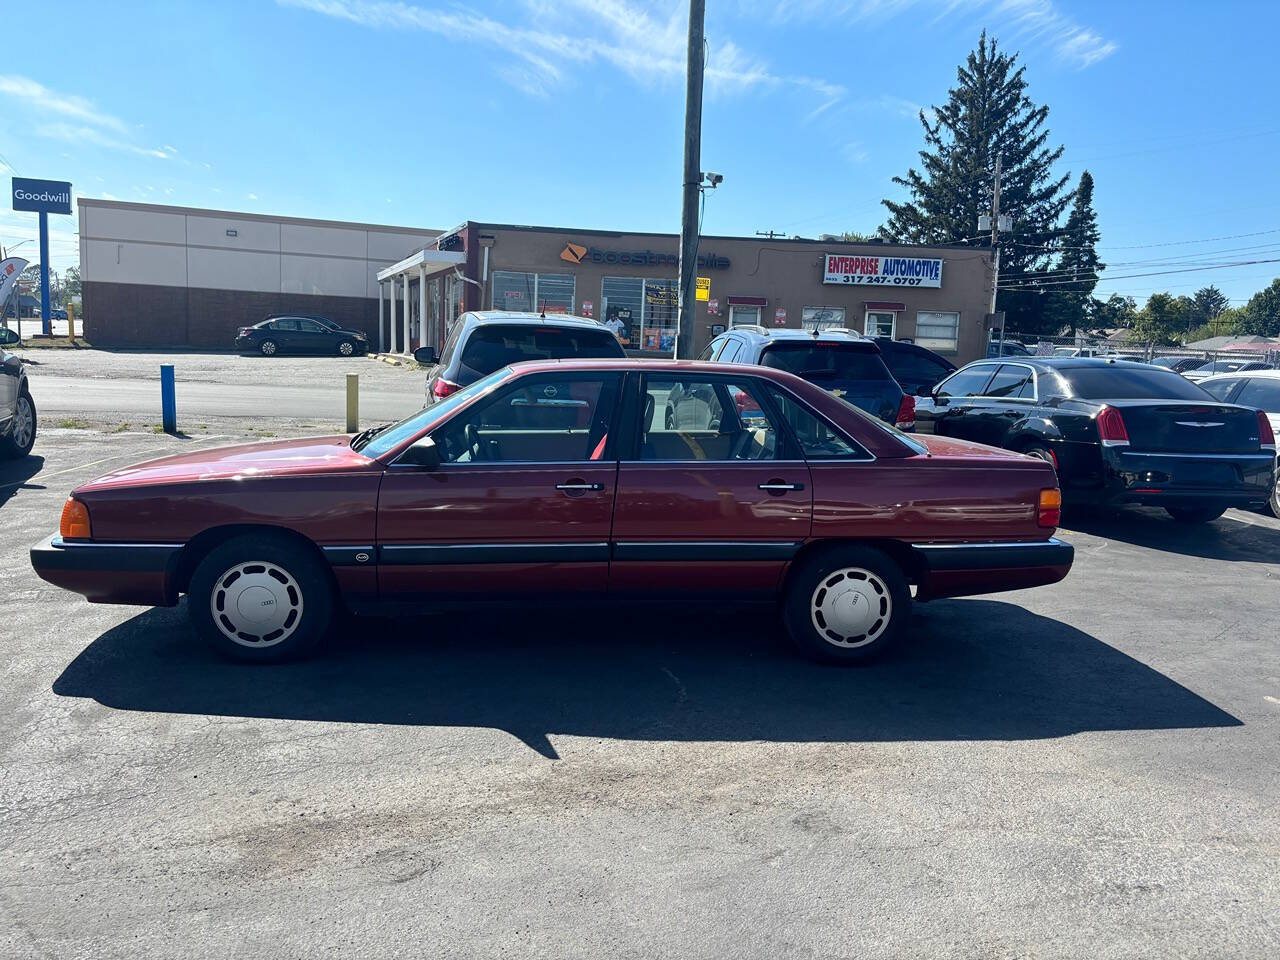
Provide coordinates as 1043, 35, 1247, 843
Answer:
556, 482, 604, 491
759, 482, 805, 492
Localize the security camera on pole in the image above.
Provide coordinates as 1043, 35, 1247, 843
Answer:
11, 176, 72, 338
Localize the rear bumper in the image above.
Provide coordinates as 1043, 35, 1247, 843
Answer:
911, 538, 1074, 601
30, 534, 182, 606
1090, 448, 1274, 508
234, 336, 256, 350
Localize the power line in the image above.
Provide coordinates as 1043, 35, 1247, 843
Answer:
997, 257, 1280, 290
1013, 227, 1280, 253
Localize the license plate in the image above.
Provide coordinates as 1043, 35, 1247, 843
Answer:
1173, 462, 1236, 486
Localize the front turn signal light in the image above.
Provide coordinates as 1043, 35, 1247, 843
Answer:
1038, 488, 1062, 529
60, 498, 92, 540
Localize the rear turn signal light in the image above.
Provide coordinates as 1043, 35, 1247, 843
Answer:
1038, 488, 1062, 529
1097, 406, 1129, 446
1257, 410, 1275, 449
895, 393, 916, 429
432, 378, 461, 399
60, 498, 92, 540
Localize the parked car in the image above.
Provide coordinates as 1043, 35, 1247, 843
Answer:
31, 359, 1071, 666
1, 327, 36, 459
873, 337, 956, 395
1149, 355, 1204, 373
235, 316, 369, 357
986, 339, 1032, 358
413, 311, 625, 401
701, 327, 916, 430
1199, 369, 1280, 515
914, 357, 1275, 522
1182, 358, 1273, 383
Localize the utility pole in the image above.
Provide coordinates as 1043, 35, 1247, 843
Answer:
675, 0, 706, 360
755, 230, 785, 240
989, 155, 1004, 353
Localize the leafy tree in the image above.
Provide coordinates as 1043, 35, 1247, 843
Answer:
61, 265, 81, 301
1132, 293, 1195, 345
880, 31, 1072, 333
1189, 285, 1229, 326
1236, 277, 1280, 337
1040, 171, 1104, 334
1091, 293, 1137, 331
1184, 307, 1244, 345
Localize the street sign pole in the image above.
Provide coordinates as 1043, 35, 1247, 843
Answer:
39, 211, 51, 337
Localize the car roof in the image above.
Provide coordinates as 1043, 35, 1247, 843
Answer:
724, 327, 880, 351
970, 356, 1160, 370
464, 310, 604, 329
1200, 368, 1280, 381
498, 358, 820, 376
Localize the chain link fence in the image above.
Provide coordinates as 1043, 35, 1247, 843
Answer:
989, 333, 1280, 368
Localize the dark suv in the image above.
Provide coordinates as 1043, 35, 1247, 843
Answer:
702, 327, 915, 429
872, 337, 956, 396
414, 311, 625, 401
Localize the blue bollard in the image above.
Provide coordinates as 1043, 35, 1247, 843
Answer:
160, 365, 176, 434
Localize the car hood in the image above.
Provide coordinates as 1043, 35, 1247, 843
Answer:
910, 432, 1041, 463
76, 435, 377, 492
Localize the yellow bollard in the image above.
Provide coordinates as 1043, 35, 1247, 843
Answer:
345, 373, 359, 433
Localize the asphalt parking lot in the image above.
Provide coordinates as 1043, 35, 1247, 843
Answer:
2, 427, 1279, 958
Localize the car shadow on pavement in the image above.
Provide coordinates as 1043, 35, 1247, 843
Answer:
1064, 505, 1280, 562
0, 455, 45, 509
53, 598, 1240, 758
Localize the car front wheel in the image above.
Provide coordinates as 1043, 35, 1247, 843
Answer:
259, 339, 278, 357
1165, 504, 1227, 523
188, 534, 334, 662
782, 546, 911, 665
0, 389, 36, 459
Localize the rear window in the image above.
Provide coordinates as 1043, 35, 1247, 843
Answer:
1061, 367, 1211, 400
458, 325, 624, 380
759, 343, 892, 384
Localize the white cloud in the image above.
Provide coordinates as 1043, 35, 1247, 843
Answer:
0, 74, 129, 132
842, 141, 869, 163
35, 123, 171, 159
247, 193, 259, 200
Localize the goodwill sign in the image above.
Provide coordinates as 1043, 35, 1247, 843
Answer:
12, 177, 72, 215
823, 254, 943, 288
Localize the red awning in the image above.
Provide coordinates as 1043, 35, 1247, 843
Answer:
726, 296, 767, 306
864, 301, 906, 311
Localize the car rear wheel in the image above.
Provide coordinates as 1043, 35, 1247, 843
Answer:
782, 546, 910, 665
1022, 443, 1058, 471
259, 339, 278, 357
336, 339, 355, 357
0, 389, 36, 459
1165, 504, 1227, 523
188, 534, 334, 662
1270, 477, 1280, 518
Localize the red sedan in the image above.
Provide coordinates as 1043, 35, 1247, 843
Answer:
31, 359, 1072, 664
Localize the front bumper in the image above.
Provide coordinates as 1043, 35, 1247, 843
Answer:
30, 535, 182, 606
1093, 448, 1274, 508
911, 538, 1074, 601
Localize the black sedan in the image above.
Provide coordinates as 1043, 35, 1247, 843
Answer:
915, 357, 1275, 522
235, 316, 369, 357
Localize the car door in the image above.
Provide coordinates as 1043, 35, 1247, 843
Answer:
295, 318, 331, 354
968, 363, 1037, 447
915, 364, 998, 437
269, 317, 301, 352
0, 345, 18, 425
609, 372, 811, 598
376, 371, 622, 599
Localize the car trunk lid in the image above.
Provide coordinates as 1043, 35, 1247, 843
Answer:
1097, 400, 1263, 454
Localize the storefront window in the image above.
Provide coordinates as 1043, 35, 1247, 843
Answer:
729, 304, 760, 328
642, 279, 678, 351
492, 270, 576, 315
802, 306, 846, 331
865, 311, 896, 338
602, 276, 643, 347
916, 310, 960, 352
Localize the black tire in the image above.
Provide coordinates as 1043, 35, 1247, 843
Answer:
1165, 504, 1227, 524
336, 339, 355, 357
259, 339, 278, 357
1022, 443, 1056, 470
782, 545, 911, 665
0, 389, 36, 460
1270, 477, 1280, 518
187, 534, 334, 663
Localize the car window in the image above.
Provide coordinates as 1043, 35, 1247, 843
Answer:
457, 326, 624, 382
887, 348, 952, 381
758, 342, 894, 393
297, 319, 325, 333
640, 376, 781, 461
272, 318, 299, 331
1243, 362, 1272, 371
1200, 378, 1240, 401
431, 373, 620, 464
697, 340, 721, 361
438, 321, 465, 366
718, 339, 743, 363
1234, 378, 1280, 412
358, 367, 511, 458
935, 365, 996, 398
762, 384, 867, 459
1061, 367, 1211, 400
983, 364, 1033, 399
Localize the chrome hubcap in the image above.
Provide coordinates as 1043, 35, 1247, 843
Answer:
810, 567, 891, 648
12, 396, 33, 448
210, 560, 303, 648
262, 341, 276, 355
339, 341, 353, 355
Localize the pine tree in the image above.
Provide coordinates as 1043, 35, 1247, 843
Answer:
880, 31, 1071, 332
1189, 285, 1229, 326
1043, 171, 1104, 334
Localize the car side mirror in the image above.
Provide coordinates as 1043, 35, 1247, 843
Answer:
400, 436, 441, 469
413, 346, 438, 366
0, 327, 19, 346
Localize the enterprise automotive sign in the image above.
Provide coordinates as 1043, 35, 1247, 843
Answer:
823, 254, 942, 288
12, 177, 73, 215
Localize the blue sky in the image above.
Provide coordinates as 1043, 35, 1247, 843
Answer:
3, 0, 1279, 308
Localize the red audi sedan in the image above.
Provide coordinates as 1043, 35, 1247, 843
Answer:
31, 359, 1072, 665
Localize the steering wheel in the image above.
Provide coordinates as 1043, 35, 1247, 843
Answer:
464, 423, 485, 461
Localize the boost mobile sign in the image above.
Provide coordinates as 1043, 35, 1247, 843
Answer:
823, 254, 943, 288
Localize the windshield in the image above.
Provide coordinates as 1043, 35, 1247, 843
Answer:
356, 367, 511, 458
759, 343, 895, 397
1061, 366, 1211, 400
458, 325, 624, 383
